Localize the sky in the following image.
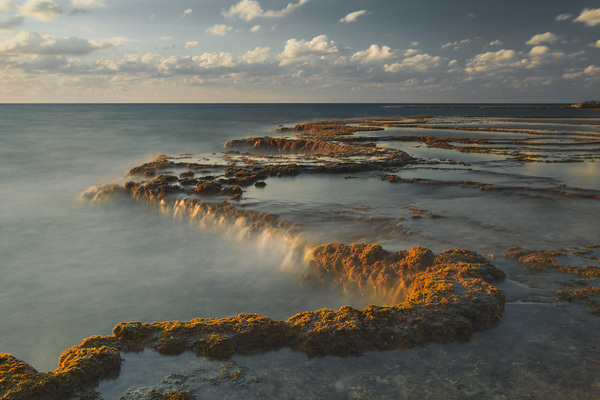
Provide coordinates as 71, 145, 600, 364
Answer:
0, 0, 599, 103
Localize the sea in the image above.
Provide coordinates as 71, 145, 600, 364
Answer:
1, 104, 599, 399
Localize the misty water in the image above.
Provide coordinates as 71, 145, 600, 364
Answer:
1, 104, 599, 399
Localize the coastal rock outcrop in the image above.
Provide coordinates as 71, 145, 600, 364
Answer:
0, 243, 506, 400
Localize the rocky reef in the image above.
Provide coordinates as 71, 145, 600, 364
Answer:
505, 245, 600, 278
1, 244, 505, 400
8, 114, 599, 399
505, 245, 600, 317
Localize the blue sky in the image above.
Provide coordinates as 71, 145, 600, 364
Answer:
0, 0, 599, 102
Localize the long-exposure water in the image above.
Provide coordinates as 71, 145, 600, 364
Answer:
1, 104, 599, 399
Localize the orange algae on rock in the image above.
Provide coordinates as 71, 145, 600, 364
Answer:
1, 337, 120, 400
300, 243, 435, 303
506, 246, 600, 278
0, 243, 506, 399
556, 287, 600, 316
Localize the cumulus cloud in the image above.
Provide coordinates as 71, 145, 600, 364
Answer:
339, 10, 370, 23
489, 40, 503, 46
224, 0, 310, 21
224, 0, 262, 21
194, 52, 235, 68
206, 24, 233, 36
148, 53, 237, 73
0, 16, 24, 31
184, 41, 198, 49
527, 45, 565, 68
593, 39, 600, 48
555, 13, 572, 21
350, 44, 394, 63
71, 0, 104, 7
250, 25, 260, 32
181, 8, 193, 17
263, 0, 310, 18
562, 65, 600, 79
574, 8, 600, 27
0, 30, 110, 55
19, 0, 62, 21
526, 32, 560, 45
465, 49, 526, 73
278, 34, 338, 66
239, 46, 270, 64
384, 53, 442, 72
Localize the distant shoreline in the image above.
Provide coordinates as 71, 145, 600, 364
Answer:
388, 102, 600, 110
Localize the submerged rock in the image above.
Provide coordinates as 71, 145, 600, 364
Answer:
506, 246, 600, 278
557, 286, 600, 316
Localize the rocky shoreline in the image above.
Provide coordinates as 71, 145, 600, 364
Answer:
0, 244, 506, 400
3, 115, 599, 399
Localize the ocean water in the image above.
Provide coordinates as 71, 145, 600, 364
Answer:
1, 104, 599, 398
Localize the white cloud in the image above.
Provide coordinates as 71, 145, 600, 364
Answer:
184, 41, 198, 49
182, 8, 193, 16
562, 65, 600, 79
526, 46, 565, 68
224, 0, 310, 21
239, 46, 270, 64
194, 52, 235, 68
0, 0, 15, 12
19, 0, 62, 21
385, 53, 442, 73
159, 36, 172, 41
339, 10, 370, 23
465, 49, 526, 73
263, 0, 310, 18
410, 41, 419, 47
0, 16, 24, 31
350, 44, 394, 63
555, 13, 572, 21
0, 30, 110, 55
526, 32, 560, 45
206, 24, 233, 36
224, 0, 262, 21
574, 8, 600, 27
593, 39, 600, 48
250, 25, 260, 32
465, 12, 476, 18
489, 40, 503, 46
71, 0, 104, 7
278, 34, 338, 66
528, 46, 550, 57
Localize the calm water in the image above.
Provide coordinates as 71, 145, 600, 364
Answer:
1, 104, 599, 398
